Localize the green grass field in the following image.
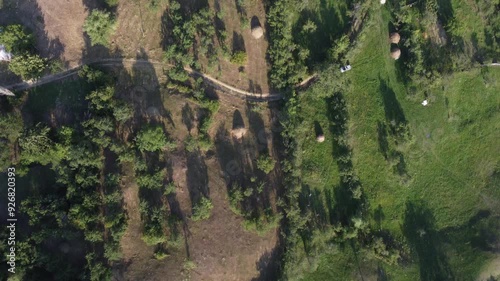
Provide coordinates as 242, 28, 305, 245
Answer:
291, 3, 500, 280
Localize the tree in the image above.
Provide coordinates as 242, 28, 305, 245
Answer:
83, 10, 116, 46
113, 100, 134, 122
134, 125, 168, 152
230, 51, 247, 65
256, 154, 276, 174
8, 53, 46, 80
0, 24, 34, 53
191, 197, 213, 221
86, 86, 115, 111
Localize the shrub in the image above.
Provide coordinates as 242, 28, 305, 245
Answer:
105, 0, 119, 7
8, 53, 46, 80
230, 51, 247, 65
256, 154, 276, 174
191, 197, 213, 221
0, 24, 34, 53
134, 125, 168, 152
136, 169, 165, 190
113, 101, 134, 122
164, 182, 176, 195
153, 248, 169, 260
83, 10, 116, 46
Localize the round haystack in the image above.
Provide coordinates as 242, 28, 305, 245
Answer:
251, 26, 264, 39
390, 47, 401, 60
390, 32, 400, 44
231, 127, 247, 139
380, 0, 386, 4
316, 134, 325, 143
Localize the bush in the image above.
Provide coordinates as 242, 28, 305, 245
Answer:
164, 182, 176, 195
113, 101, 134, 122
256, 154, 276, 174
105, 0, 119, 7
0, 24, 34, 53
230, 51, 247, 65
83, 10, 116, 46
191, 197, 213, 221
134, 125, 168, 152
136, 169, 165, 190
8, 53, 46, 80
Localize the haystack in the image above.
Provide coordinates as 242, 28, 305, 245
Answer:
251, 26, 264, 39
390, 47, 401, 60
389, 32, 400, 44
231, 127, 247, 139
316, 134, 325, 143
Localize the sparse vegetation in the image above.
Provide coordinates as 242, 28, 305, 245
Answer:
230, 50, 247, 65
191, 196, 213, 221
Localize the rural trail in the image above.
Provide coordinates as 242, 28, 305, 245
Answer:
2, 58, 285, 102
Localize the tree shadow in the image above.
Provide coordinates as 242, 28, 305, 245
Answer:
249, 80, 263, 95
251, 246, 284, 281
374, 204, 385, 229
232, 31, 246, 53
379, 78, 407, 138
186, 150, 209, 208
245, 103, 268, 154
181, 103, 195, 133
313, 121, 324, 138
326, 93, 365, 226
402, 201, 454, 281
377, 121, 389, 160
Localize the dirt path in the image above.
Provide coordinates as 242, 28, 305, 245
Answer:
3, 58, 284, 101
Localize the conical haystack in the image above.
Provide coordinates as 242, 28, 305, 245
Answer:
231, 127, 247, 139
251, 16, 264, 39
316, 134, 325, 143
389, 32, 400, 44
251, 26, 264, 39
391, 47, 401, 60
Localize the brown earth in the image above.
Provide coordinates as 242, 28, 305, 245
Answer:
2, 0, 280, 280
116, 80, 281, 280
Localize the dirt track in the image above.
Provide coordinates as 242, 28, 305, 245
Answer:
3, 58, 284, 102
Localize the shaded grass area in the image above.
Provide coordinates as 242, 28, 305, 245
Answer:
291, 4, 500, 281
22, 77, 88, 126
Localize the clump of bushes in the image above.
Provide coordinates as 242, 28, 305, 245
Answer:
134, 125, 170, 152
256, 154, 276, 174
83, 10, 117, 46
230, 51, 247, 65
191, 197, 213, 221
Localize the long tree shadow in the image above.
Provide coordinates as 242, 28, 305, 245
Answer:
246, 102, 269, 154
379, 78, 407, 138
186, 149, 209, 209
326, 93, 365, 226
402, 201, 454, 281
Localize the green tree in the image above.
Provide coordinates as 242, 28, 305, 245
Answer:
134, 125, 168, 152
256, 154, 276, 174
113, 100, 134, 122
0, 24, 33, 53
86, 86, 115, 111
8, 53, 47, 80
230, 51, 247, 65
83, 10, 116, 46
191, 197, 213, 221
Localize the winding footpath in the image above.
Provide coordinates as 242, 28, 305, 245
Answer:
2, 58, 284, 102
